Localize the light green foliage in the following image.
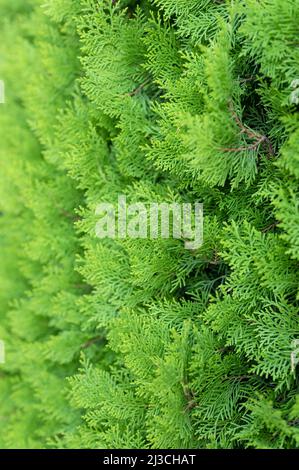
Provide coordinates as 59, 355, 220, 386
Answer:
0, 0, 298, 449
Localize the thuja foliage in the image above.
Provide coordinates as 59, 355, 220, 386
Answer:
0, 0, 299, 449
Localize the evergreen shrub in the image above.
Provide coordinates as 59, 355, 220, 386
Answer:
0, 0, 298, 449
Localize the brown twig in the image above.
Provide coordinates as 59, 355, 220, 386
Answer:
221, 101, 274, 158
230, 375, 251, 381
210, 251, 221, 265
239, 76, 256, 83
182, 381, 197, 412
261, 220, 280, 233
288, 419, 299, 427
60, 209, 81, 222
73, 283, 92, 294
81, 335, 104, 349
202, 252, 222, 265
127, 78, 151, 97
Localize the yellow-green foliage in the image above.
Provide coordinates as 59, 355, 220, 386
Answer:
0, 0, 299, 449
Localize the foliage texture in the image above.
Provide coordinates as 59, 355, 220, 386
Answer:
0, 0, 299, 449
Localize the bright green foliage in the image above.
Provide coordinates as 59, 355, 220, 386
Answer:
0, 0, 298, 449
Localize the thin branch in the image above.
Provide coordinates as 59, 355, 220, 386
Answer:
221, 101, 274, 157
127, 78, 152, 97
60, 209, 81, 222
81, 335, 104, 349
181, 382, 197, 412
261, 220, 280, 233
288, 419, 299, 426
230, 375, 252, 381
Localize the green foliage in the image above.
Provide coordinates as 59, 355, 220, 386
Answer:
0, 0, 298, 449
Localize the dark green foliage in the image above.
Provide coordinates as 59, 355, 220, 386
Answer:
0, 0, 298, 449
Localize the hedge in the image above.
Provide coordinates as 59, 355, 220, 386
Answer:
0, 0, 299, 449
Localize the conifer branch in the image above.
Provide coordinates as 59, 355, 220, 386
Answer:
221, 101, 275, 158
1, 0, 298, 450
127, 78, 152, 97
59, 209, 82, 222
261, 220, 280, 233
182, 380, 197, 412
81, 336, 104, 349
